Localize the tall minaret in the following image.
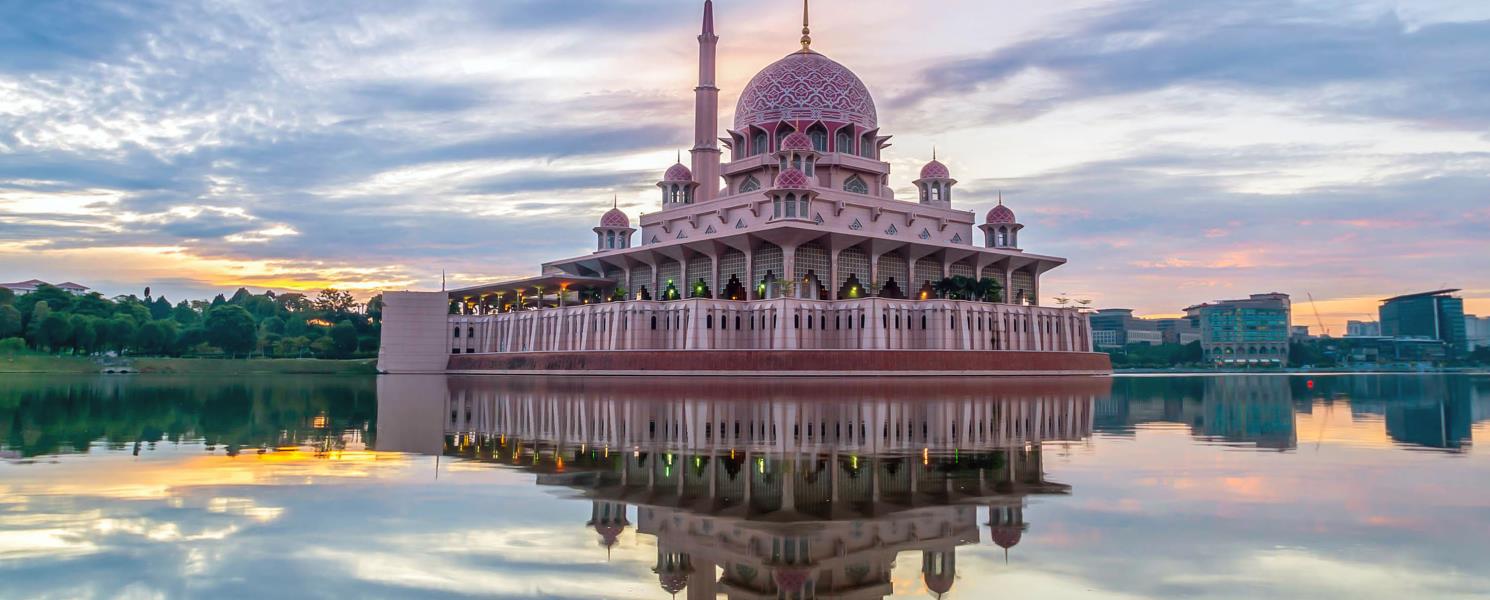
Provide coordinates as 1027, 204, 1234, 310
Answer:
690, 0, 721, 202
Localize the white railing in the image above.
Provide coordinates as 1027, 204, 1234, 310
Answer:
449, 298, 1092, 354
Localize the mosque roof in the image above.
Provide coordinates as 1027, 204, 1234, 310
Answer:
735, 50, 877, 132
986, 204, 1017, 224
663, 162, 693, 182
780, 131, 814, 151
774, 167, 811, 190
920, 159, 950, 180
600, 207, 630, 228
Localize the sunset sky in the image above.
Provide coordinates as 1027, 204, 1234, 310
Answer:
2, 0, 1487, 331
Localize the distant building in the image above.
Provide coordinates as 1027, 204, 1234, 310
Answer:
1336, 336, 1449, 367
1465, 315, 1490, 351
1290, 325, 1312, 341
1185, 293, 1292, 367
1346, 320, 1381, 337
1155, 318, 1201, 345
1090, 309, 1162, 348
1380, 289, 1467, 353
0, 279, 90, 296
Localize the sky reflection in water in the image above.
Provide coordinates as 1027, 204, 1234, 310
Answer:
1, 374, 1488, 599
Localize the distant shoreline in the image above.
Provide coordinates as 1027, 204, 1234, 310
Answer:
1116, 367, 1488, 376
0, 355, 376, 375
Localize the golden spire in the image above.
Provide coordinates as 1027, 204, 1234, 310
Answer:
800, 0, 812, 51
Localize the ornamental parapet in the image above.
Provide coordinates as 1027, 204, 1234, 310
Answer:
447, 297, 1093, 354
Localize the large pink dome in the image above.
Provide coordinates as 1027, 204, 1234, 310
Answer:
734, 51, 877, 132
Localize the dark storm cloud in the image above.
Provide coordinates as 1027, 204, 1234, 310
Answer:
899, 0, 1490, 129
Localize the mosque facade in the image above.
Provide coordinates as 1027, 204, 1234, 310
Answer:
378, 1, 1108, 375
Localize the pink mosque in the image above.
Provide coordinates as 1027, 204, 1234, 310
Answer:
378, 1, 1109, 376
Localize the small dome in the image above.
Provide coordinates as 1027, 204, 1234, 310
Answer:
594, 523, 625, 547
780, 131, 814, 152
663, 162, 693, 182
990, 524, 1023, 549
658, 573, 688, 595
925, 573, 954, 595
920, 159, 950, 180
774, 168, 811, 190
600, 207, 629, 228
986, 204, 1016, 224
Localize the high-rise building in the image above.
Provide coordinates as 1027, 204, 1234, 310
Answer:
1185, 293, 1292, 367
1090, 309, 1162, 348
1345, 320, 1381, 337
1379, 289, 1467, 353
1155, 318, 1201, 345
1466, 315, 1490, 351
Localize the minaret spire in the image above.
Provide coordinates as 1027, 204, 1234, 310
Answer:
800, 0, 812, 51
691, 0, 722, 202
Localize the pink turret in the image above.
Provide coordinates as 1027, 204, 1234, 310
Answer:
690, 0, 722, 202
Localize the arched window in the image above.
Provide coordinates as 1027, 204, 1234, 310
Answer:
843, 175, 868, 194
607, 231, 616, 248
930, 186, 941, 202
808, 125, 828, 152
739, 175, 760, 193
785, 193, 797, 218
860, 134, 876, 158
773, 197, 782, 218
996, 227, 1008, 247
805, 157, 815, 177
792, 156, 802, 171
752, 131, 768, 156
798, 195, 809, 218
835, 129, 853, 154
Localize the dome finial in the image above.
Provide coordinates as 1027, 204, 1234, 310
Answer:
613, 194, 618, 209
800, 0, 812, 51
933, 145, 937, 161
998, 190, 1003, 205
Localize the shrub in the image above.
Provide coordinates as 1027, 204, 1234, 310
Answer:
0, 337, 26, 354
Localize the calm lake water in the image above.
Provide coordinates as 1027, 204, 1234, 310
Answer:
2, 374, 1488, 599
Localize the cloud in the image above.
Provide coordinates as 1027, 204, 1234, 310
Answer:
896, 0, 1490, 129
0, 0, 1484, 320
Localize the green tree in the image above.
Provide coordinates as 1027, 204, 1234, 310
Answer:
204, 306, 257, 356
229, 287, 254, 304
16, 284, 74, 315
150, 297, 174, 321
72, 292, 113, 318
107, 316, 138, 354
135, 320, 180, 356
26, 301, 51, 348
260, 316, 286, 336
172, 301, 200, 326
0, 305, 21, 339
366, 294, 384, 322
37, 312, 73, 353
68, 314, 97, 355
313, 288, 357, 314
0, 287, 14, 305
276, 293, 310, 313
330, 320, 359, 357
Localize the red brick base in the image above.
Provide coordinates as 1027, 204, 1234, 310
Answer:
447, 350, 1111, 376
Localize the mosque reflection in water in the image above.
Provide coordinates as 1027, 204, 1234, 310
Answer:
378, 376, 1105, 599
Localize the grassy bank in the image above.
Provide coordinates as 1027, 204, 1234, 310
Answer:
0, 354, 377, 375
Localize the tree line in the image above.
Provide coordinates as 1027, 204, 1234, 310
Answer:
0, 284, 383, 359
